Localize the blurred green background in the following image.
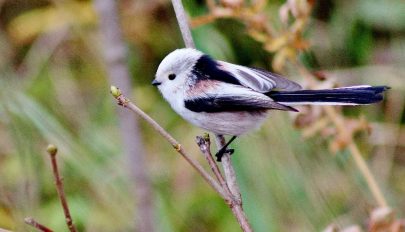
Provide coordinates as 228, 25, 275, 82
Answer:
0, 0, 404, 231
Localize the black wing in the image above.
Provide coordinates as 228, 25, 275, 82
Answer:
184, 95, 297, 113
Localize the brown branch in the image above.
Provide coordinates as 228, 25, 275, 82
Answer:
197, 135, 253, 232
110, 87, 228, 200
93, 1, 154, 231
46, 145, 78, 232
191, 9, 234, 27
196, 135, 230, 194
24, 217, 53, 232
214, 135, 252, 232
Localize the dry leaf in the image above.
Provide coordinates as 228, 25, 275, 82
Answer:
272, 47, 296, 72
264, 34, 288, 52
342, 225, 363, 232
220, 0, 244, 9
368, 207, 395, 232
323, 223, 339, 232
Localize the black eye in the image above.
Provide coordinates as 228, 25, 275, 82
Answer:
168, 73, 176, 80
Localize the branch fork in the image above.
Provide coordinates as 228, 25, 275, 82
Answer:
111, 86, 252, 231
196, 134, 244, 205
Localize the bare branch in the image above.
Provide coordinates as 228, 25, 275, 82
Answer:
171, 0, 196, 48
214, 135, 242, 203
111, 87, 228, 200
197, 135, 253, 232
24, 217, 53, 232
196, 135, 230, 193
214, 135, 252, 232
46, 145, 78, 232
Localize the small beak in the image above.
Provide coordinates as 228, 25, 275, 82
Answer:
151, 79, 161, 86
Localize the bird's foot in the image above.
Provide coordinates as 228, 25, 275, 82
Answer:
215, 148, 234, 162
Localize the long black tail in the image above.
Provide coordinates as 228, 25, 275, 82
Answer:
267, 86, 389, 105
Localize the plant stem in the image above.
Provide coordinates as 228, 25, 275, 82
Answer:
324, 106, 388, 207
196, 135, 229, 191
348, 143, 388, 207
214, 135, 242, 203
47, 146, 78, 232
215, 135, 252, 232
24, 217, 53, 232
171, 0, 196, 48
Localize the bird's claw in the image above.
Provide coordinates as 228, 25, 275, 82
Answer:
215, 148, 234, 162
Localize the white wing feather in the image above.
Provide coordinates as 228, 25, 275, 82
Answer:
217, 61, 302, 93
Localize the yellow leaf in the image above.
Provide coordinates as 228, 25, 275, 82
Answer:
0, 207, 14, 230
7, 2, 96, 45
272, 47, 296, 72
247, 30, 268, 43
264, 34, 287, 52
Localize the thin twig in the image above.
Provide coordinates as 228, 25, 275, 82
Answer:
110, 87, 228, 200
24, 217, 53, 232
214, 135, 242, 204
196, 135, 231, 194
214, 135, 252, 232
324, 106, 388, 207
199, 135, 253, 232
46, 145, 78, 232
348, 143, 388, 207
171, 0, 196, 48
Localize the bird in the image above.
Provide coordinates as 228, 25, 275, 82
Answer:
151, 48, 388, 161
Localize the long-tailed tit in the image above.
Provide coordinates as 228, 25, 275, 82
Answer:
152, 48, 388, 160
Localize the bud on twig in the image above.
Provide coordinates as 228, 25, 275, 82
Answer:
110, 85, 122, 98
46, 144, 58, 156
